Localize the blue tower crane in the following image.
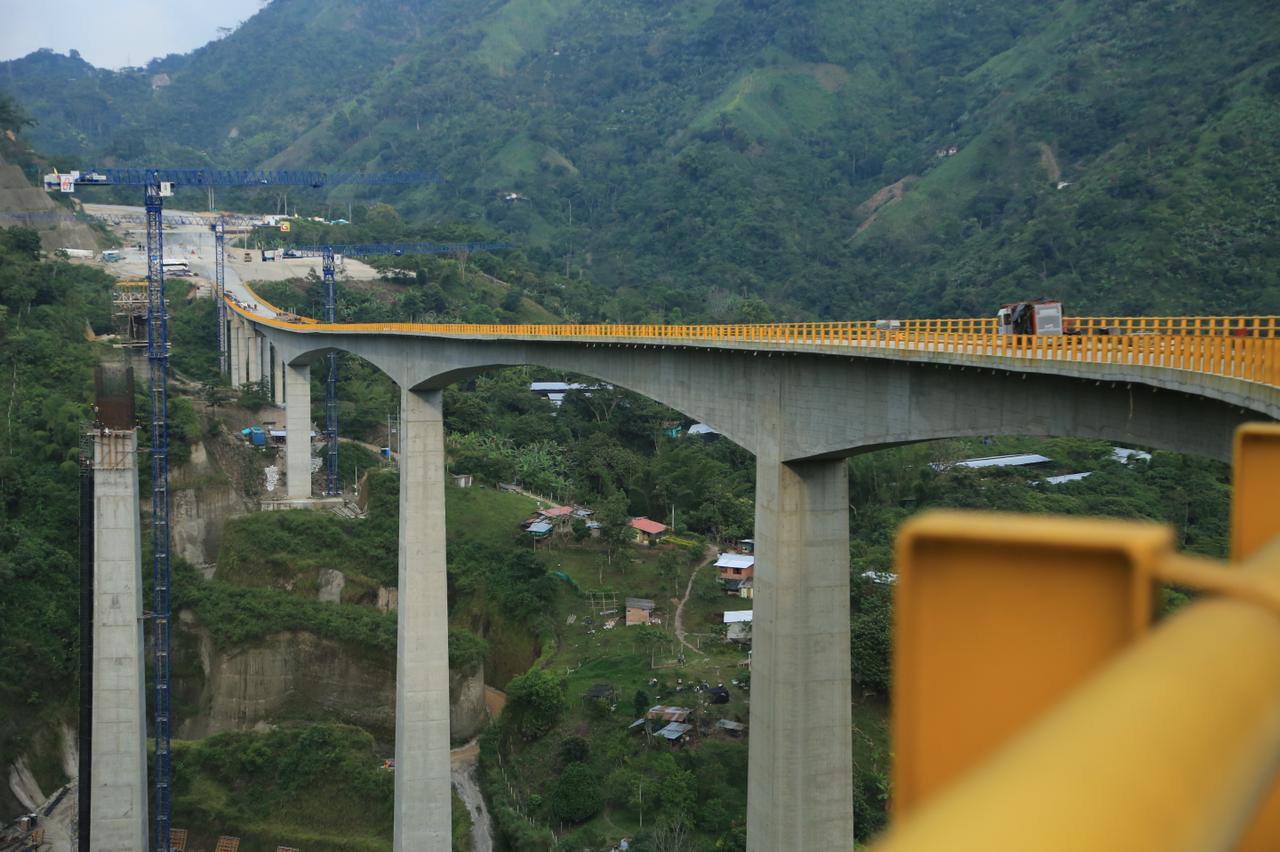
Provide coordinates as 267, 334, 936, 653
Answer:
283, 241, 514, 496
47, 167, 430, 852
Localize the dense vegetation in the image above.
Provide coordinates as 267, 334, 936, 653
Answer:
0, 225, 111, 813
171, 722, 472, 852
3, 0, 1278, 319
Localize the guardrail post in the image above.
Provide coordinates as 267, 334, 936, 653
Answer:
892, 512, 1171, 816
1232, 424, 1280, 851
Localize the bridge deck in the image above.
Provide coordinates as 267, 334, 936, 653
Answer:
229, 299, 1280, 400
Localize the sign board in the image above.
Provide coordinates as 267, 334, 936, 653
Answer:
59, 175, 75, 193
279, 221, 291, 232
159, 181, 174, 197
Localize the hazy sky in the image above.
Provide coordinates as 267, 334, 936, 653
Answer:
0, 0, 268, 69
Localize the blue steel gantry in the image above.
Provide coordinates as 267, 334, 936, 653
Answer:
47, 167, 429, 852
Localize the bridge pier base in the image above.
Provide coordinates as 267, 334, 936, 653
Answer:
747, 454, 854, 851
285, 363, 312, 499
394, 386, 452, 849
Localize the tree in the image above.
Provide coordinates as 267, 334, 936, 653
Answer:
551, 763, 602, 823
642, 822, 693, 852
633, 625, 666, 668
633, 689, 651, 717
503, 668, 565, 739
597, 491, 632, 563
0, 94, 34, 134
558, 736, 590, 766
657, 551, 683, 598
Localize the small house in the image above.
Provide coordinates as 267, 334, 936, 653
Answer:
629, 517, 667, 544
723, 610, 753, 643
451, 473, 474, 488
715, 719, 747, 738
655, 721, 693, 744
646, 705, 693, 725
687, 423, 720, 441
538, 505, 575, 526
526, 521, 553, 539
737, 538, 755, 554
716, 553, 755, 584
660, 421, 683, 439
625, 597, 655, 626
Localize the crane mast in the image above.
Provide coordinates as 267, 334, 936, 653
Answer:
47, 167, 429, 852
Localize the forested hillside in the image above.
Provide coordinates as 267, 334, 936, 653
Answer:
4, 0, 1277, 320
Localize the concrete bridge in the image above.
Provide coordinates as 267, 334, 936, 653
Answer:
226, 303, 1280, 850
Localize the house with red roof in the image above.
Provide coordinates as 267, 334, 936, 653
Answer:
629, 516, 667, 544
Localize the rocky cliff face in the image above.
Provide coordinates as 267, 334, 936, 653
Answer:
0, 150, 99, 252
174, 612, 488, 743
169, 439, 258, 571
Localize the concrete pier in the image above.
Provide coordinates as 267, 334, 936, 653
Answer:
747, 453, 853, 850
246, 327, 261, 386
90, 429, 148, 852
271, 345, 285, 406
228, 314, 243, 388
393, 387, 452, 849
285, 362, 312, 499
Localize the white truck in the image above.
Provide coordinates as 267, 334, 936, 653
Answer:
997, 299, 1064, 335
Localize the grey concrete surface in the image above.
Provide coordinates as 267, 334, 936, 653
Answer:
272, 345, 285, 405
394, 388, 453, 850
285, 363, 312, 500
91, 430, 148, 852
748, 451, 854, 850
228, 314, 242, 388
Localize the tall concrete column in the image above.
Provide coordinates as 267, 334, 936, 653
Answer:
271, 345, 285, 406
747, 452, 854, 851
246, 328, 261, 386
90, 429, 148, 852
285, 362, 312, 499
228, 314, 244, 389
394, 387, 452, 850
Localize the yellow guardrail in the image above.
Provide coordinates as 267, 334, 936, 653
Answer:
226, 298, 1280, 389
875, 423, 1280, 851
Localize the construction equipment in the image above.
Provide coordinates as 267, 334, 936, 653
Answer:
46, 166, 429, 852
996, 299, 1064, 335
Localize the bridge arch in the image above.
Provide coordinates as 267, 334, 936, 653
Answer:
238, 312, 1277, 851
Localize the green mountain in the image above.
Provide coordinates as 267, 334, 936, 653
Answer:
3, 0, 1278, 319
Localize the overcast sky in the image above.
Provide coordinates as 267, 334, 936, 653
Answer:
0, 0, 268, 69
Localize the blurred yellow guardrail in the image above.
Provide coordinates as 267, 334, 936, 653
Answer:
875, 423, 1280, 852
226, 298, 1280, 389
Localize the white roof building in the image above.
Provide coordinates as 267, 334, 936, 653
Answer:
1041, 472, 1093, 485
934, 453, 1053, 471
715, 553, 755, 570
723, 610, 754, 624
